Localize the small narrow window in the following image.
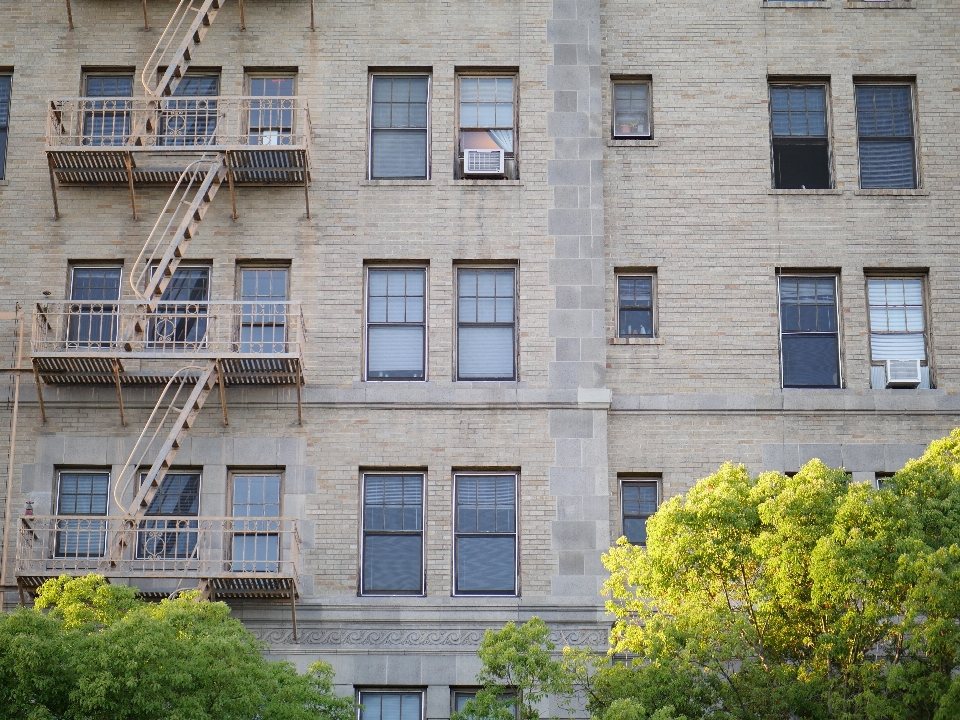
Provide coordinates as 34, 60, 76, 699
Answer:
366, 267, 426, 380
457, 267, 516, 381
361, 473, 424, 594
370, 74, 430, 179
232, 473, 282, 572
0, 74, 9, 180
247, 75, 296, 146
612, 81, 651, 139
454, 473, 517, 595
621, 479, 659, 545
616, 274, 655, 338
855, 84, 917, 189
239, 267, 288, 353
56, 471, 109, 558
137, 472, 201, 561
778, 275, 841, 388
68, 266, 122, 348
458, 74, 516, 178
770, 84, 831, 189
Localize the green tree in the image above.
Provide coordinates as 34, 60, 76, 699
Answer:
0, 574, 356, 720
601, 429, 960, 720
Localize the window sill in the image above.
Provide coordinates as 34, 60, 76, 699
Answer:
607, 139, 659, 148
768, 188, 842, 195
854, 188, 928, 196
763, 1, 831, 7
361, 179, 435, 186
449, 179, 523, 187
0, 179, 9, 187
845, 0, 914, 7
610, 337, 664, 346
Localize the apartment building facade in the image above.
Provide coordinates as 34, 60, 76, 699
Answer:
0, 0, 957, 716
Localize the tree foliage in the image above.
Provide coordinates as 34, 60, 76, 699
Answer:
0, 575, 356, 720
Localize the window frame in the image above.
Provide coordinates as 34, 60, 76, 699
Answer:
67, 263, 123, 348
455, 265, 518, 382
244, 71, 298, 146
357, 690, 424, 720
236, 263, 290, 353
456, 69, 518, 179
149, 263, 211, 349
854, 81, 919, 190
615, 272, 657, 339
135, 469, 202, 561
611, 78, 653, 140
0, 73, 11, 181
368, 72, 432, 180
453, 471, 519, 597
55, 469, 111, 559
777, 273, 843, 389
359, 471, 426, 596
364, 264, 429, 382
864, 273, 931, 387
452, 690, 519, 719
768, 81, 833, 190
81, 70, 135, 148
158, 71, 221, 147
229, 469, 284, 573
619, 476, 660, 546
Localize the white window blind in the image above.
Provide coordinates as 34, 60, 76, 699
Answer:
868, 278, 925, 361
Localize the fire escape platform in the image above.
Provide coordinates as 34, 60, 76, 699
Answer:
31, 355, 303, 386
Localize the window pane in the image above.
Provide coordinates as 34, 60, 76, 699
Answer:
459, 326, 514, 379
623, 517, 647, 545
363, 534, 422, 593
145, 473, 200, 516
371, 129, 427, 178
782, 334, 840, 388
368, 326, 424, 378
360, 693, 421, 720
456, 536, 516, 593
859, 140, 915, 189
870, 333, 925, 361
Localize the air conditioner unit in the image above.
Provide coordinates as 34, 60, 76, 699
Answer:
885, 359, 922, 388
464, 149, 505, 175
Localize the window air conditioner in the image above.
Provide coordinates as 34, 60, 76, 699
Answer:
885, 359, 922, 388
464, 148, 505, 175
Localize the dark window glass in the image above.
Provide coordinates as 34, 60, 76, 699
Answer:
455, 475, 516, 595
367, 268, 426, 380
0, 75, 10, 180
83, 75, 133, 147
617, 276, 654, 338
779, 276, 840, 388
770, 85, 830, 189
67, 266, 122, 347
457, 268, 516, 380
362, 474, 423, 594
622, 481, 658, 545
161, 74, 220, 146
613, 82, 651, 138
359, 692, 422, 720
240, 268, 288, 353
454, 692, 518, 719
137, 472, 200, 560
856, 85, 916, 189
371, 75, 429, 179
151, 266, 210, 348
56, 471, 109, 558
248, 76, 295, 145
232, 473, 281, 572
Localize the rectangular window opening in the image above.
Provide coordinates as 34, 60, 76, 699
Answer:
361, 473, 424, 594
616, 273, 656, 338
867, 275, 930, 389
238, 266, 289, 353
457, 267, 516, 381
612, 80, 652, 139
778, 274, 841, 388
150, 265, 210, 349
0, 74, 10, 180
55, 470, 109, 558
621, 477, 660, 545
770, 84, 831, 189
366, 266, 426, 380
82, 72, 134, 147
231, 472, 282, 573
247, 73, 297, 146
370, 74, 430, 179
856, 83, 917, 189
67, 265, 122, 348
136, 471, 200, 561
358, 691, 423, 720
454, 473, 517, 595
160, 73, 220, 147
458, 73, 517, 178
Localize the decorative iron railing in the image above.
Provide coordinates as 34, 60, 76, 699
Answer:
46, 96, 312, 150
32, 300, 305, 359
16, 515, 300, 580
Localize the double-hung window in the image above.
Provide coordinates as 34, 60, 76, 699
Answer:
455, 473, 517, 595
359, 692, 422, 720
617, 274, 655, 338
137, 472, 200, 561
778, 275, 841, 388
370, 74, 430, 179
459, 74, 515, 177
867, 276, 929, 388
855, 84, 918, 189
161, 74, 219, 146
82, 74, 133, 147
770, 84, 831, 189
151, 265, 210, 349
247, 75, 295, 146
239, 267, 288, 353
67, 266, 122, 348
232, 473, 282, 572
361, 473, 424, 594
55, 471, 109, 558
0, 74, 9, 180
621, 478, 659, 545
612, 80, 652, 139
457, 267, 516, 381
366, 267, 426, 380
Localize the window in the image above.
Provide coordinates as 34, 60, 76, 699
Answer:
867, 276, 929, 388
370, 74, 430, 179
454, 473, 517, 595
232, 473, 281, 572
855, 84, 917, 189
55, 471, 109, 558
457, 267, 516, 381
616, 274, 655, 338
453, 691, 517, 719
621, 479, 659, 545
239, 267, 288, 353
359, 692, 422, 720
67, 266, 122, 348
361, 473, 423, 594
778, 275, 841, 388
137, 472, 200, 561
151, 265, 210, 349
458, 74, 516, 177
160, 74, 219, 146
612, 81, 651, 139
247, 75, 295, 146
770, 84, 831, 189
366, 267, 426, 380
0, 74, 10, 180
82, 73, 133, 146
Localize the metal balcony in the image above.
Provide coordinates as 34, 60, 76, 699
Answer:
15, 515, 300, 605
